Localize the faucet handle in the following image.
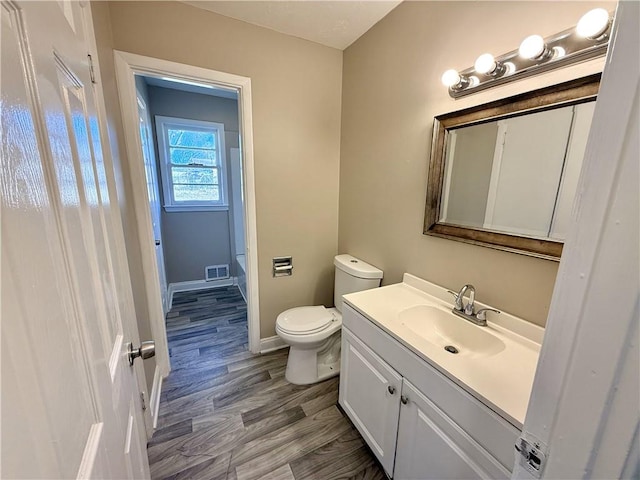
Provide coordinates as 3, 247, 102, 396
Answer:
447, 290, 463, 311
476, 308, 501, 321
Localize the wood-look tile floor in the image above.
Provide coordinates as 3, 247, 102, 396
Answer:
149, 286, 386, 480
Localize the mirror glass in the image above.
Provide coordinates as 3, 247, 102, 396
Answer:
424, 74, 600, 260
440, 101, 595, 241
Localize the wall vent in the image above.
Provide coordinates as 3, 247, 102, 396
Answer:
205, 264, 229, 281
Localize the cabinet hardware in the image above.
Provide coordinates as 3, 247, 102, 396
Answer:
400, 395, 409, 405
387, 385, 396, 394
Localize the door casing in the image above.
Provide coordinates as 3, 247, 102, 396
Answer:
113, 50, 261, 365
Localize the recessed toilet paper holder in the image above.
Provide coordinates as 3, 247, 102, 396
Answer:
273, 256, 293, 277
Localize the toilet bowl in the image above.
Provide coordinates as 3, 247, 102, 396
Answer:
276, 254, 383, 385
276, 306, 342, 385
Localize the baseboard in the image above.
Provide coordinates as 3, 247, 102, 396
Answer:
149, 366, 163, 430
168, 278, 237, 309
259, 335, 288, 354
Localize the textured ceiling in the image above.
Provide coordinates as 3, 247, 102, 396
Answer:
181, 1, 402, 50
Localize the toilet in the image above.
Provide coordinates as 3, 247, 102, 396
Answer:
276, 254, 383, 385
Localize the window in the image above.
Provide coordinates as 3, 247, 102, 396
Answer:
155, 116, 227, 211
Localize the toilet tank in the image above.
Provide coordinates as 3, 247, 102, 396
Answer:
333, 254, 383, 313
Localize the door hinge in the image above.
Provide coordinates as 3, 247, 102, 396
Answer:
515, 434, 547, 478
140, 392, 147, 411
87, 54, 96, 84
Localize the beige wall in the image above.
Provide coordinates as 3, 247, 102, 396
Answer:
106, 1, 343, 338
90, 1, 157, 392
339, 1, 614, 327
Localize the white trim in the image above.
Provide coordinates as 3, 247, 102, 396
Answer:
113, 51, 261, 355
168, 278, 236, 309
149, 367, 163, 430
514, 3, 639, 478
259, 335, 288, 354
483, 120, 508, 229
155, 115, 228, 210
76, 423, 103, 480
439, 130, 456, 222
114, 54, 171, 378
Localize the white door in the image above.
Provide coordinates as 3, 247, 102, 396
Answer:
339, 328, 402, 476
393, 380, 509, 480
483, 108, 574, 237
1, 2, 150, 478
136, 89, 168, 314
514, 3, 639, 478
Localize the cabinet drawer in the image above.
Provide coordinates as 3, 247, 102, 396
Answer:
343, 304, 520, 472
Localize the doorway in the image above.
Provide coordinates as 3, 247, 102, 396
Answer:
134, 74, 244, 306
113, 52, 261, 391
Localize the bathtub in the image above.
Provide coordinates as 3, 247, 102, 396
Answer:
236, 254, 247, 302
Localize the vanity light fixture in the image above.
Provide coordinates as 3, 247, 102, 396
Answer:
442, 8, 612, 98
518, 35, 548, 60
576, 8, 610, 39
474, 53, 505, 76
441, 69, 468, 90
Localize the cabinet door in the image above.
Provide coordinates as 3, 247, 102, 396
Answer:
394, 380, 509, 480
340, 327, 402, 476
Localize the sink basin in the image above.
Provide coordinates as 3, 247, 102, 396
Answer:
397, 305, 506, 357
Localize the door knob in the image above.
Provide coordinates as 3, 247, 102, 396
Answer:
128, 341, 155, 366
387, 385, 396, 395
400, 395, 409, 405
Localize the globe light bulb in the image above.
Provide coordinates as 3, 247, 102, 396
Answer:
576, 8, 610, 39
519, 35, 546, 60
474, 53, 497, 75
441, 69, 461, 87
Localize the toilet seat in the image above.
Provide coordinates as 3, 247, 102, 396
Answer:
276, 306, 340, 335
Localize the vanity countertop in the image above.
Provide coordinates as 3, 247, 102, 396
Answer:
343, 273, 544, 428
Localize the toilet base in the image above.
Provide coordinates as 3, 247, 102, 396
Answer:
284, 331, 341, 385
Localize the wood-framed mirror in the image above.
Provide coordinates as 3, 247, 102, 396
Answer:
424, 74, 600, 261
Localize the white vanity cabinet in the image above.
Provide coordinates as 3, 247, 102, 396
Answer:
394, 379, 508, 479
339, 304, 519, 479
339, 328, 402, 475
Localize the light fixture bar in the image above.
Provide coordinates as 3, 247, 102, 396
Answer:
447, 17, 610, 99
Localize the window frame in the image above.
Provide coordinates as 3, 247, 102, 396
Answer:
155, 115, 228, 212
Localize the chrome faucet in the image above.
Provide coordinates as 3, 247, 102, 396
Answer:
450, 284, 475, 314
448, 284, 500, 326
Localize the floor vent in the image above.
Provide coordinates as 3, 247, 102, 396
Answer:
205, 264, 229, 281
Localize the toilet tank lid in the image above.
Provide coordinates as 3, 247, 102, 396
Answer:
334, 254, 383, 279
